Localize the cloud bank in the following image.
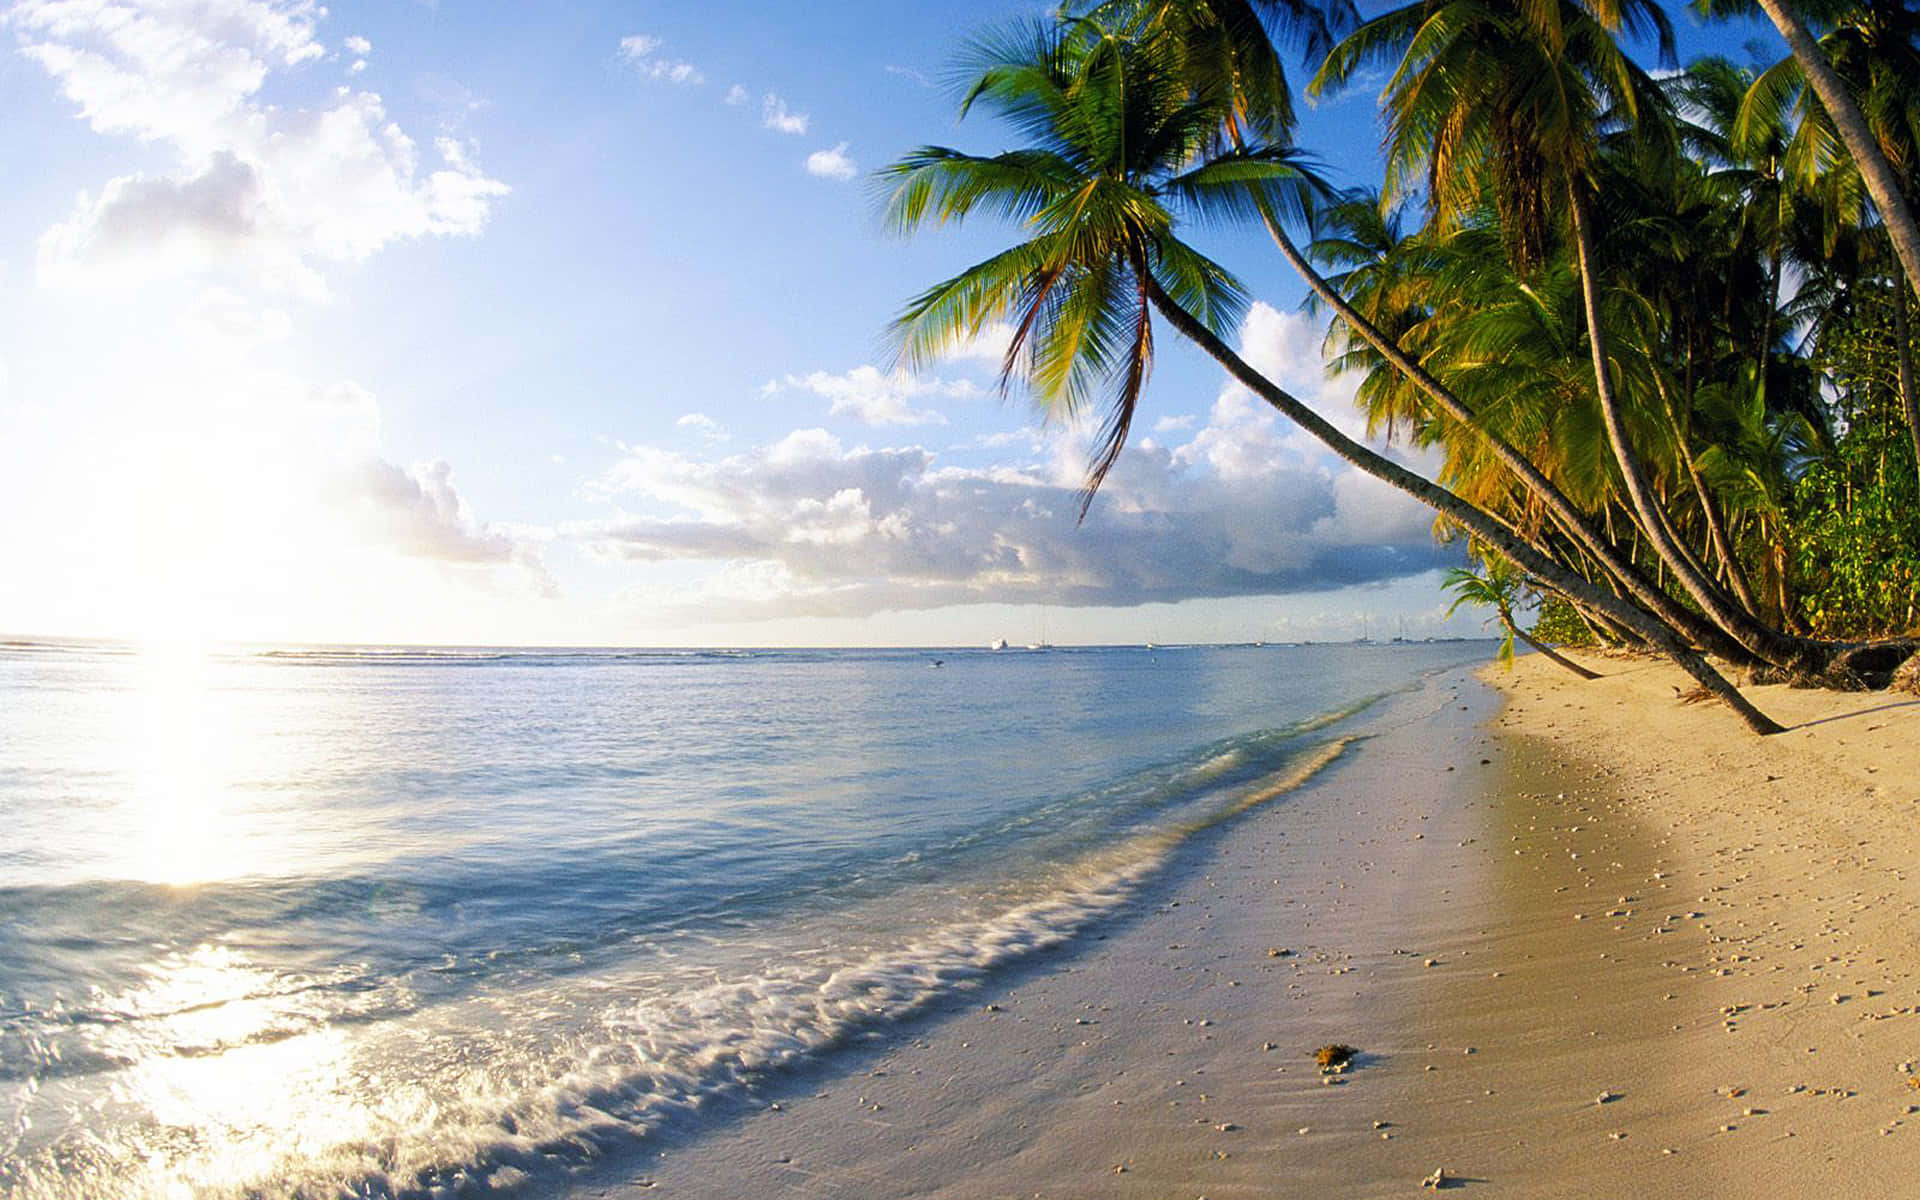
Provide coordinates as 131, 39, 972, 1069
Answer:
572, 305, 1451, 622
16, 0, 509, 299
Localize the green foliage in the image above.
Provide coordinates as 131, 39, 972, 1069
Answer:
1531, 595, 1597, 645
1442, 555, 1521, 667
1789, 431, 1920, 637
880, 16, 1326, 510
887, 2, 1920, 678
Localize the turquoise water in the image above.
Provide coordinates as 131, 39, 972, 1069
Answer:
0, 639, 1486, 1198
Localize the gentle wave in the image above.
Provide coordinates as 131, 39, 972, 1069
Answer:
0, 736, 1355, 1200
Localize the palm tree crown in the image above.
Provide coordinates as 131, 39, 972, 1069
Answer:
880, 18, 1323, 509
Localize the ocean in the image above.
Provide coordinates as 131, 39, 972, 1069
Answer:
0, 638, 1488, 1199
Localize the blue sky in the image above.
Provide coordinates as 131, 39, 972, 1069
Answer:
0, 0, 1772, 647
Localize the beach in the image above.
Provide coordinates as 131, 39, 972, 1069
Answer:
572, 655, 1920, 1199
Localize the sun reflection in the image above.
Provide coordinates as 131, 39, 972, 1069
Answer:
123, 638, 259, 886
106, 946, 377, 1199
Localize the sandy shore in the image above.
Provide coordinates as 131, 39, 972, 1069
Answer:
562, 654, 1920, 1199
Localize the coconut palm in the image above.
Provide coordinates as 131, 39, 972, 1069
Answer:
1444, 554, 1604, 677
1082, 0, 1776, 667
882, 16, 1785, 732
1736, 3, 1920, 482
1703, 0, 1920, 299
1311, 0, 1830, 676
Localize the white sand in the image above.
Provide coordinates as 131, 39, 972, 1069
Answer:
560, 655, 1920, 1199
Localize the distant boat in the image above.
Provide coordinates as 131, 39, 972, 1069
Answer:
989, 638, 1008, 651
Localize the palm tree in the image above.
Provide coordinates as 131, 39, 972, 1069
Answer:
882, 16, 1785, 732
1444, 554, 1604, 677
1311, 0, 1828, 676
1083, 0, 1781, 669
1705, 0, 1920, 300
1735, 3, 1920, 485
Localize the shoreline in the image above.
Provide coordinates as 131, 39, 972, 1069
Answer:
564, 655, 1920, 1198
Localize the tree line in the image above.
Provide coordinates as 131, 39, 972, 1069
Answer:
880, 0, 1920, 734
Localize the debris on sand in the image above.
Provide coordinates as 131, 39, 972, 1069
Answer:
1314, 1044, 1358, 1073
1422, 1166, 1452, 1189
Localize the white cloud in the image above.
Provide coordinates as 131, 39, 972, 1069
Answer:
342, 35, 371, 56
782, 365, 971, 426
561, 302, 1460, 623
938, 321, 1017, 368
16, 0, 509, 299
618, 33, 703, 84
804, 142, 857, 181
341, 458, 549, 594
572, 368, 1449, 622
885, 65, 933, 88
676, 412, 728, 440
1232, 302, 1377, 451
761, 93, 807, 135
188, 285, 291, 344
724, 83, 748, 106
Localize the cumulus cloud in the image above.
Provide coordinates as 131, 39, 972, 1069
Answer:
572, 402, 1446, 622
724, 83, 748, 106
781, 365, 972, 426
618, 33, 703, 83
761, 93, 808, 134
16, 0, 508, 298
804, 142, 857, 181
564, 304, 1457, 623
343, 35, 372, 56
342, 457, 549, 583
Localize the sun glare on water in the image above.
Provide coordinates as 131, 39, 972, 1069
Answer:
124, 634, 252, 886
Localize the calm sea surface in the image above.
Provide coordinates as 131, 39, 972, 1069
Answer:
0, 639, 1486, 1198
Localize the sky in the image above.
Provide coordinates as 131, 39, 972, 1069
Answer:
0, 0, 1775, 648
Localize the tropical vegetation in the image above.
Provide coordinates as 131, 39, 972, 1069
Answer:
881, 0, 1920, 734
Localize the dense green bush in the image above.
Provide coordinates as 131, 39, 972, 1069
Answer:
1530, 595, 1599, 646
1789, 433, 1920, 638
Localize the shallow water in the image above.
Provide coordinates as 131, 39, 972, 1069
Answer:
0, 639, 1487, 1198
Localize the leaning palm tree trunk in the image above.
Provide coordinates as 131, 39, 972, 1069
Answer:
1649, 370, 1765, 616
1503, 604, 1603, 679
1253, 204, 1766, 666
1146, 277, 1786, 734
1752, 0, 1920, 298
1566, 189, 1819, 676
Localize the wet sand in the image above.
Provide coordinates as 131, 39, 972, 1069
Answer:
565, 655, 1920, 1198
